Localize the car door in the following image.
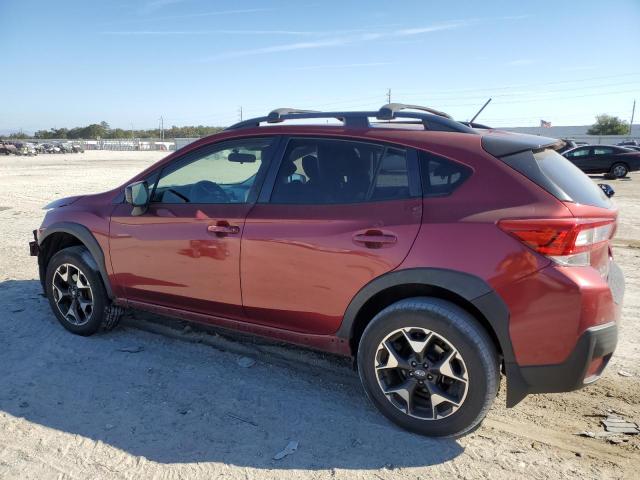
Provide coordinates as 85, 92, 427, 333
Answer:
565, 147, 592, 171
240, 137, 423, 335
592, 146, 615, 172
109, 137, 277, 319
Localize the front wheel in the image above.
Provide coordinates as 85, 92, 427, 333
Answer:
45, 246, 111, 335
357, 298, 500, 437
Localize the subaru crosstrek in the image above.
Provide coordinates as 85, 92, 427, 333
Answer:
31, 104, 625, 437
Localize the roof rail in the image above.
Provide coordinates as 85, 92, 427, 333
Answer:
267, 108, 320, 123
225, 103, 475, 134
377, 103, 453, 120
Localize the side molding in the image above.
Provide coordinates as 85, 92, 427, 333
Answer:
39, 222, 114, 299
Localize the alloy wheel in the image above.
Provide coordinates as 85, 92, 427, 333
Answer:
51, 263, 94, 326
374, 327, 469, 420
613, 165, 627, 178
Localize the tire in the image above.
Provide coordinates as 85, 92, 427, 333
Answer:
357, 297, 500, 437
609, 163, 628, 179
45, 246, 111, 336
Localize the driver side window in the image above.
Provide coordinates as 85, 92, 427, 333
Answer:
152, 138, 273, 204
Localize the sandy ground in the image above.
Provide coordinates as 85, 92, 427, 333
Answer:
0, 151, 639, 479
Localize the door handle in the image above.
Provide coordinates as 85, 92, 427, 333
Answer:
207, 221, 240, 236
352, 230, 397, 248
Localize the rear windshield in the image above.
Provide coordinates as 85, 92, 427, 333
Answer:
502, 148, 611, 208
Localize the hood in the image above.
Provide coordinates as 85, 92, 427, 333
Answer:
43, 195, 85, 210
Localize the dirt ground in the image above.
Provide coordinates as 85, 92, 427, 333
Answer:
0, 151, 638, 479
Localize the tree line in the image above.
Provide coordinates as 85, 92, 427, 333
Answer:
3, 114, 632, 140
6, 122, 225, 140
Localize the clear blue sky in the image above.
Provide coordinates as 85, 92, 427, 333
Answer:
1, 0, 639, 133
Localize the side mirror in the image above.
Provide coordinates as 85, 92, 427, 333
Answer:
125, 181, 149, 216
597, 183, 615, 198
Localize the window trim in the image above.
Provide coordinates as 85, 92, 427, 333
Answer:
258, 135, 421, 205
147, 135, 282, 206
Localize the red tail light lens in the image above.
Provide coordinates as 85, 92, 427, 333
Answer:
498, 218, 615, 267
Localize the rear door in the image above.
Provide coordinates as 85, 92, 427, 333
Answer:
591, 146, 616, 171
240, 137, 423, 335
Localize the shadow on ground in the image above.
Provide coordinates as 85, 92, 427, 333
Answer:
0, 279, 463, 469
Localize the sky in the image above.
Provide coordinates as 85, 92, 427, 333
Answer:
1, 0, 639, 134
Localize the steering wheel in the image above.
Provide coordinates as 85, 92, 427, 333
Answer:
190, 180, 229, 203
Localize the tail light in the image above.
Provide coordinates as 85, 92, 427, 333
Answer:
498, 218, 615, 270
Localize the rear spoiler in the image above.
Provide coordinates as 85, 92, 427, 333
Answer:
482, 133, 565, 158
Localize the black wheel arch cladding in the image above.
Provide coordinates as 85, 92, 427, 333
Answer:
339, 268, 514, 359
38, 222, 114, 299
338, 268, 528, 406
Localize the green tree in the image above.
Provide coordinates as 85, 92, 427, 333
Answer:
587, 115, 630, 135
7, 131, 28, 139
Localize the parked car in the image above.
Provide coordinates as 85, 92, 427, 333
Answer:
617, 140, 638, 147
71, 143, 84, 153
0, 140, 17, 155
556, 138, 578, 154
31, 104, 624, 437
563, 144, 640, 178
622, 145, 640, 152
12, 142, 31, 156
26, 142, 39, 155
59, 142, 75, 154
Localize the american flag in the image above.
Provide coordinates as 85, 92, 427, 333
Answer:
540, 120, 552, 128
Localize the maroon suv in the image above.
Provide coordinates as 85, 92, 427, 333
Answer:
31, 104, 624, 437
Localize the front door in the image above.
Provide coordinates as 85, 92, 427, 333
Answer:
109, 137, 276, 319
240, 137, 423, 334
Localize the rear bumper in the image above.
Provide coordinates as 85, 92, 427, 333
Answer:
520, 321, 616, 389
504, 260, 623, 406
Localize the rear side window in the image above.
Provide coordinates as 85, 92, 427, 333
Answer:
503, 148, 610, 208
418, 151, 471, 197
269, 138, 412, 204
593, 147, 613, 155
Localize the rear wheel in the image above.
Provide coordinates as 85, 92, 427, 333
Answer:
357, 297, 500, 437
45, 246, 112, 335
609, 162, 628, 178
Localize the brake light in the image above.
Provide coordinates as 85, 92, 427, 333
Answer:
498, 218, 615, 267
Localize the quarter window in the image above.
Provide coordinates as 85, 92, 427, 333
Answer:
269, 138, 411, 204
152, 138, 274, 204
419, 151, 471, 197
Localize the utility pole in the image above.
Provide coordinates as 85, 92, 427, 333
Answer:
159, 116, 164, 141
630, 99, 636, 136
238, 106, 243, 122
386, 88, 391, 104
130, 123, 134, 139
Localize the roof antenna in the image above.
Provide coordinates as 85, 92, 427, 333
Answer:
470, 98, 492, 123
